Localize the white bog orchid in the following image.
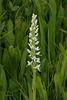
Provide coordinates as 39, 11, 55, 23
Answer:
27, 13, 41, 71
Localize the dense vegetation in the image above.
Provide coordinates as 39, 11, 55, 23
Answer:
0, 0, 67, 100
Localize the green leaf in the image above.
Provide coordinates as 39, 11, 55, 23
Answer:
59, 43, 65, 54
0, 0, 3, 63
25, 7, 32, 16
12, 6, 19, 11
55, 4, 64, 44
28, 83, 33, 100
64, 92, 67, 100
54, 73, 62, 96
14, 47, 21, 67
22, 77, 27, 93
36, 76, 48, 100
20, 89, 29, 100
9, 79, 20, 100
19, 49, 27, 81
48, 0, 56, 59
9, 46, 15, 57
21, 36, 28, 52
9, 79, 19, 92
2, 48, 11, 79
9, 46, 21, 79
0, 64, 7, 100
60, 29, 67, 34
58, 5, 64, 20
25, 70, 32, 84
61, 50, 67, 81
9, 1, 13, 11
34, 0, 46, 55
1, 21, 5, 32
7, 19, 15, 46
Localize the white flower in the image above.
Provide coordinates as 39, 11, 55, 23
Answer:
34, 64, 41, 70
32, 14, 37, 19
31, 57, 40, 63
36, 58, 40, 63
35, 41, 39, 45
29, 39, 32, 44
28, 43, 35, 49
36, 25, 38, 28
32, 37, 38, 41
35, 20, 37, 24
28, 43, 31, 47
29, 33, 32, 38
29, 54, 32, 57
27, 61, 32, 66
35, 47, 40, 51
30, 27, 32, 31
35, 33, 38, 37
27, 49, 31, 53
27, 13, 41, 71
31, 23, 34, 27
31, 19, 34, 23
35, 28, 39, 33
36, 51, 40, 55
29, 45, 35, 49
33, 27, 36, 30
31, 56, 36, 60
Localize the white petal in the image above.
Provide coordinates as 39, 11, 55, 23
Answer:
31, 23, 34, 27
27, 61, 32, 66
31, 19, 34, 23
35, 15, 37, 18
32, 15, 37, 20
28, 43, 31, 47
29, 54, 31, 57
34, 64, 40, 70
32, 13, 34, 16
32, 37, 38, 41
35, 20, 37, 24
36, 51, 40, 55
35, 33, 38, 37
32, 14, 37, 18
36, 60, 40, 63
29, 39, 32, 44
37, 67, 40, 71
35, 41, 39, 45
28, 43, 34, 49
31, 56, 36, 60
36, 25, 38, 28
35, 47, 40, 51
33, 27, 36, 30
36, 58, 40, 63
32, 37, 36, 40
35, 64, 40, 68
27, 49, 31, 53
30, 27, 32, 31
29, 33, 32, 37
35, 28, 39, 33
32, 14, 35, 18
30, 45, 35, 49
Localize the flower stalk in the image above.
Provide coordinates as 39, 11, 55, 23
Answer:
27, 13, 41, 100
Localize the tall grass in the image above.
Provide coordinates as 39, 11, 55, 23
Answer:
0, 0, 3, 63
0, 0, 67, 100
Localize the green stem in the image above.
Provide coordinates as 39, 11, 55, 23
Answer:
48, 30, 51, 64
33, 68, 36, 100
0, 0, 2, 63
0, 21, 1, 63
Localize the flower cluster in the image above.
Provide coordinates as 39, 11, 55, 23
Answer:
27, 13, 41, 71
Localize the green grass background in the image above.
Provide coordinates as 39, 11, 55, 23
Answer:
0, 0, 67, 100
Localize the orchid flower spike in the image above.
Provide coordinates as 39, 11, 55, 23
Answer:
27, 13, 41, 71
